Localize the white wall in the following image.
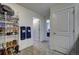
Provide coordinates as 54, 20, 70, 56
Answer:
3, 3, 44, 50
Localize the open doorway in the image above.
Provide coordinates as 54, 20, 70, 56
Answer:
46, 19, 50, 41
33, 17, 40, 41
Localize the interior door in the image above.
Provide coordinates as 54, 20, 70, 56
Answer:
52, 7, 74, 54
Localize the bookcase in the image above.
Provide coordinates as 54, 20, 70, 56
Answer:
0, 12, 19, 55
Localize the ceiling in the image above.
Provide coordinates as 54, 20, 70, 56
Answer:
18, 3, 56, 18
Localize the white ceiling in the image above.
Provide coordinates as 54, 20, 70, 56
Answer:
18, 3, 56, 18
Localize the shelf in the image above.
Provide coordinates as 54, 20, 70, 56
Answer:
0, 14, 19, 48
0, 5, 19, 55
5, 34, 19, 37
0, 34, 19, 36
0, 20, 5, 23
0, 21, 19, 27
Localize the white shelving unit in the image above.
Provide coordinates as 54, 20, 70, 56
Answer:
0, 12, 19, 55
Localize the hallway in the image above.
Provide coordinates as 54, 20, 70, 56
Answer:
0, 3, 79, 55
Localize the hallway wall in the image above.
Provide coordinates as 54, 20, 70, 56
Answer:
3, 3, 45, 50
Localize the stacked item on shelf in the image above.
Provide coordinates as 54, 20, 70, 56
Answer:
0, 22, 5, 35
0, 43, 5, 55
5, 15, 19, 36
0, 40, 19, 55
5, 24, 13, 36
0, 3, 14, 16
13, 25, 19, 35
5, 40, 19, 55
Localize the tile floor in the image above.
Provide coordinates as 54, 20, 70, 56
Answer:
18, 40, 63, 55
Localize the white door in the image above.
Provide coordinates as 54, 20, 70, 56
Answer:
51, 7, 74, 54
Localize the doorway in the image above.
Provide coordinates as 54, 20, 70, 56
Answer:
33, 17, 40, 41
46, 19, 50, 41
